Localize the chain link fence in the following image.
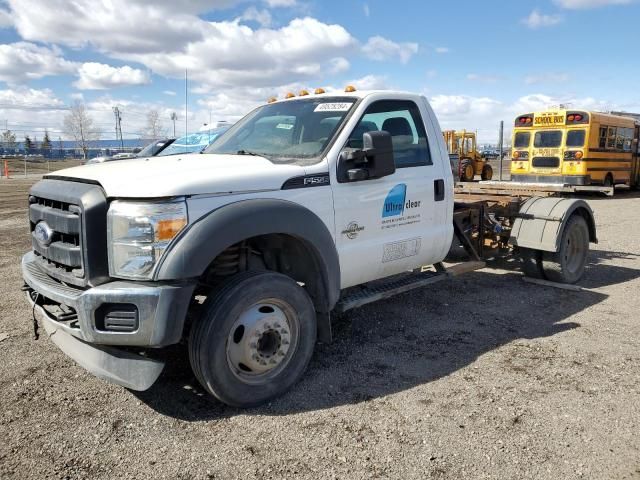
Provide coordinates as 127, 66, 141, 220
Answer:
0, 157, 84, 178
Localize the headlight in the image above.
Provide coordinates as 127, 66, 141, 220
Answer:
107, 200, 188, 279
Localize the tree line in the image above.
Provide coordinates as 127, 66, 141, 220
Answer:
1, 101, 177, 160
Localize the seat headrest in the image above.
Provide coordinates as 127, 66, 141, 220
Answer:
382, 117, 413, 137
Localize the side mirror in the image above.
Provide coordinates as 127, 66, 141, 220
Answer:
338, 130, 395, 182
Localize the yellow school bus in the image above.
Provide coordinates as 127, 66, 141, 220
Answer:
510, 109, 640, 188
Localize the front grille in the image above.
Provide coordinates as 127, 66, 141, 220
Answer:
28, 178, 110, 288
532, 156, 560, 168
30, 196, 85, 283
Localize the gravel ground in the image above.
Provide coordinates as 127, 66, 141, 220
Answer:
1, 177, 639, 479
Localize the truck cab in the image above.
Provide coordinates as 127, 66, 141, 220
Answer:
22, 89, 595, 407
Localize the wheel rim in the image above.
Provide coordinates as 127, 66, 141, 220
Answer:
465, 165, 474, 180
563, 225, 586, 274
226, 299, 299, 385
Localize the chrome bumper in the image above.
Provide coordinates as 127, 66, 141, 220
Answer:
22, 252, 196, 347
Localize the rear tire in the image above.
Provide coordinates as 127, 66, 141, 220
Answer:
519, 248, 544, 279
481, 164, 493, 181
541, 215, 589, 284
603, 173, 614, 188
189, 271, 317, 407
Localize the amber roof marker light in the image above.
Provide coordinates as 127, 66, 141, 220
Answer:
314, 88, 326, 94
344, 85, 356, 92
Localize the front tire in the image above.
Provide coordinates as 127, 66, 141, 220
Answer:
189, 271, 317, 407
541, 215, 589, 284
460, 161, 475, 182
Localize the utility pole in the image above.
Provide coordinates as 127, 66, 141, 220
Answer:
498, 120, 504, 181
184, 69, 188, 154
170, 112, 178, 137
113, 106, 124, 150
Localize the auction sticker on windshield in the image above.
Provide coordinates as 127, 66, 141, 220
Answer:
314, 103, 352, 112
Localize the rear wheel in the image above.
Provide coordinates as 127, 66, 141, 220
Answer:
603, 173, 614, 188
541, 215, 589, 284
519, 248, 544, 279
481, 164, 493, 181
189, 271, 317, 407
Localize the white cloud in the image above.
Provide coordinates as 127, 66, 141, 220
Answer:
74, 63, 151, 90
362, 36, 418, 64
163, 90, 177, 96
363, 3, 370, 17
554, 0, 633, 8
7, 0, 208, 54
346, 74, 390, 91
328, 57, 350, 74
0, 8, 12, 27
467, 73, 501, 84
522, 10, 563, 29
122, 17, 357, 89
0, 42, 76, 84
264, 0, 296, 6
524, 72, 570, 85
434, 47, 449, 54
239, 7, 272, 27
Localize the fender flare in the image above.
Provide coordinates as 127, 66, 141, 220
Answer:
509, 197, 597, 253
154, 198, 341, 311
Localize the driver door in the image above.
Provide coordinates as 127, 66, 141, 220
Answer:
331, 99, 449, 289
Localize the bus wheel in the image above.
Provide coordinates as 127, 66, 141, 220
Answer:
603, 174, 614, 188
481, 164, 493, 181
189, 271, 317, 407
460, 161, 475, 182
541, 215, 589, 284
518, 248, 544, 279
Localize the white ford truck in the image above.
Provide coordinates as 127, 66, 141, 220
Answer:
22, 89, 596, 407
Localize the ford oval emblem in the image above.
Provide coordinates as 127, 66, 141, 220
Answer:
34, 221, 54, 247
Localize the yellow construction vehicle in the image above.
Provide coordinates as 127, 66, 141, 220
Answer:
443, 130, 493, 182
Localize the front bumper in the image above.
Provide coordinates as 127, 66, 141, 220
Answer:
510, 174, 591, 186
27, 295, 165, 391
22, 251, 196, 347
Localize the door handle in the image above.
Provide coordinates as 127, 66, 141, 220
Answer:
434, 179, 445, 201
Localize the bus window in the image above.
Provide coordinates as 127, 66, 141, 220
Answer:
599, 127, 607, 148
534, 130, 562, 148
566, 130, 586, 147
616, 129, 625, 150
514, 132, 530, 148
607, 127, 617, 149
623, 128, 633, 151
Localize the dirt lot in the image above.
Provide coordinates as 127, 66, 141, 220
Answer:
1, 177, 639, 479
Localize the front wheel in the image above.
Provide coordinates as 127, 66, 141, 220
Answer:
460, 161, 475, 182
541, 215, 590, 284
189, 271, 317, 407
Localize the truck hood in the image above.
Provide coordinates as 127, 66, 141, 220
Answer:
49, 153, 307, 198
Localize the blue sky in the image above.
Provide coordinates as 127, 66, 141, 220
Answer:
0, 0, 638, 143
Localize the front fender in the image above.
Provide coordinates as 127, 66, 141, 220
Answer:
154, 198, 341, 310
509, 197, 597, 252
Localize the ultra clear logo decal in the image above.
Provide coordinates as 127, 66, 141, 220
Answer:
382, 184, 407, 218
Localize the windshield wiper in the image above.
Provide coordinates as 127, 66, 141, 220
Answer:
236, 149, 261, 156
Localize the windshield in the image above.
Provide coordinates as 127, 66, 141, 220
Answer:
136, 139, 171, 157
566, 130, 585, 147
514, 132, 530, 148
158, 127, 228, 156
204, 97, 358, 165
534, 130, 562, 148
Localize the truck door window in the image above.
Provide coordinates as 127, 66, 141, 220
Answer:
347, 100, 431, 168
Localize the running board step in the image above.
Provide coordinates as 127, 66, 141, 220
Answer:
336, 265, 450, 314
